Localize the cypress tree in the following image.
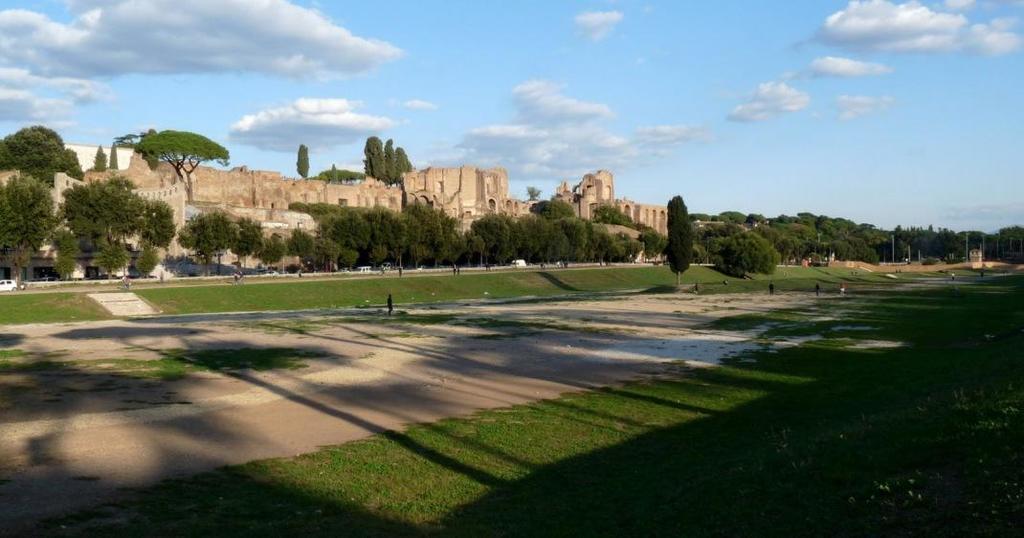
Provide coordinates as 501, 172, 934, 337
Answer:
296, 144, 309, 178
665, 195, 693, 286
363, 137, 385, 180
108, 144, 119, 170
395, 147, 413, 177
383, 139, 396, 184
93, 146, 107, 172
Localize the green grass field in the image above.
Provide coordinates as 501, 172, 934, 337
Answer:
0, 292, 108, 325
0, 265, 973, 324
45, 275, 1024, 536
135, 265, 904, 315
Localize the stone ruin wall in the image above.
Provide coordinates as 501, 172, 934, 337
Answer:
402, 165, 531, 227
555, 170, 667, 234
82, 152, 663, 234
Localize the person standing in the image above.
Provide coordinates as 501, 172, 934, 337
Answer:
815, 282, 821, 297
387, 293, 394, 316
768, 282, 775, 295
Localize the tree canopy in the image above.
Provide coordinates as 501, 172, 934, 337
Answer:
0, 175, 56, 283
591, 204, 635, 228
177, 212, 237, 274
135, 130, 229, 202
0, 126, 83, 184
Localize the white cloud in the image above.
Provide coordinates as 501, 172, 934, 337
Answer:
453, 81, 701, 181
574, 11, 624, 41
229, 98, 395, 152
0, 67, 109, 103
0, 1, 402, 79
635, 125, 712, 144
728, 82, 810, 122
0, 88, 72, 123
818, 0, 1021, 55
809, 56, 893, 77
403, 99, 438, 111
512, 80, 613, 124
837, 95, 895, 120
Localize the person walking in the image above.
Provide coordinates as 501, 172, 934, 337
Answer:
840, 282, 847, 297
768, 282, 775, 295
398, 266, 403, 278
386, 293, 394, 317
815, 282, 821, 297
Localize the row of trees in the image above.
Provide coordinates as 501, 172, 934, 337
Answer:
0, 175, 176, 283
691, 211, 1018, 265
283, 201, 669, 271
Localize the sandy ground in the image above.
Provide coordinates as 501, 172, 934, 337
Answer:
0, 290, 830, 531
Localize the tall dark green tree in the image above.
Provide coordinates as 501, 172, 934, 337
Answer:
177, 212, 238, 275
108, 144, 119, 170
665, 195, 693, 286
287, 229, 316, 267
363, 137, 385, 180
61, 177, 145, 246
395, 147, 413, 179
93, 146, 108, 172
234, 218, 264, 269
0, 175, 56, 284
53, 229, 80, 280
0, 126, 83, 184
296, 144, 309, 178
383, 139, 396, 183
257, 234, 287, 267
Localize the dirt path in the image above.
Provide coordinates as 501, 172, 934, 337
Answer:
0, 290, 822, 531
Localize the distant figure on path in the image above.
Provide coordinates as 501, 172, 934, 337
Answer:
387, 293, 394, 316
951, 272, 956, 281
840, 283, 847, 297
815, 282, 821, 297
693, 282, 699, 294
398, 266, 403, 278
768, 282, 775, 295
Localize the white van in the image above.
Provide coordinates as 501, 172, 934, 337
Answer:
0, 280, 17, 292
511, 259, 527, 268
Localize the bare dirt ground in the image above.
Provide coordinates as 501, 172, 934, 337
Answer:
0, 290, 823, 531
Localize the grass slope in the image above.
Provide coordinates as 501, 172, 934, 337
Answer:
47, 276, 1024, 536
136, 265, 898, 315
0, 293, 108, 325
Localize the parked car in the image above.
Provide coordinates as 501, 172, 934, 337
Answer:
0, 280, 18, 292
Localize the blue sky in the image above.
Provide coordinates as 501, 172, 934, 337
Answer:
1, 0, 1021, 231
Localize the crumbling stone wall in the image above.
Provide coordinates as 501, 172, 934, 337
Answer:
555, 170, 667, 234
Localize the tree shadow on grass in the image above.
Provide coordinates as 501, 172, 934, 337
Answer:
536, 271, 580, 292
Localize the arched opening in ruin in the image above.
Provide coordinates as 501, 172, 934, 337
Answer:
488, 199, 497, 211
